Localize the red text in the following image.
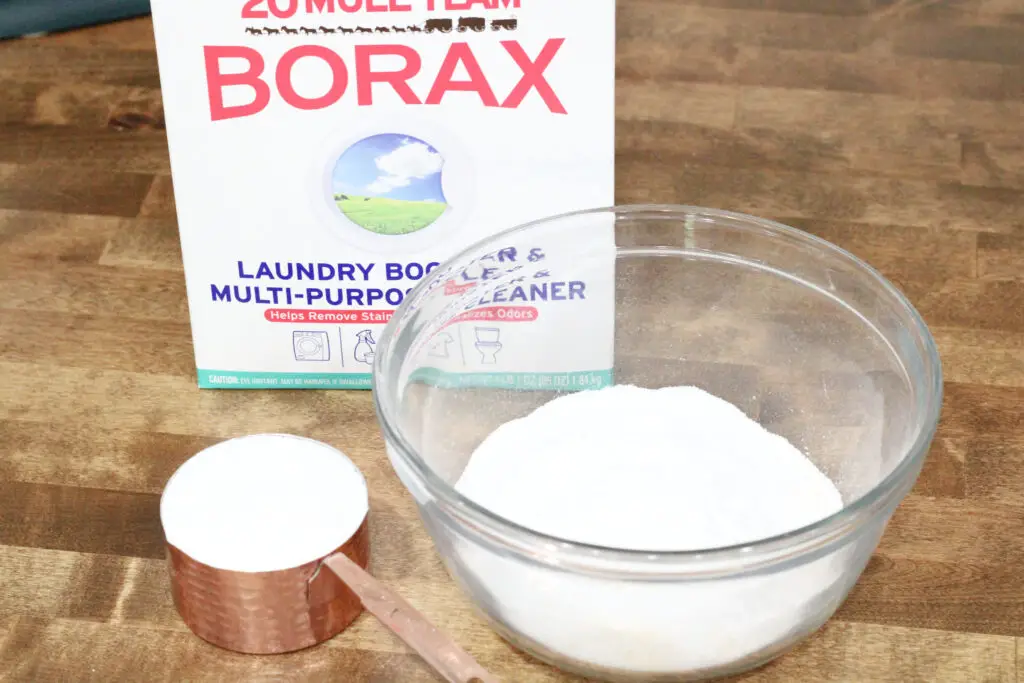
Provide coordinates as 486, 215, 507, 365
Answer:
242, 0, 412, 19
448, 306, 538, 325
426, 0, 521, 9
203, 39, 566, 121
264, 308, 394, 323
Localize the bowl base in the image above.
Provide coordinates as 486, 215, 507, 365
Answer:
475, 603, 834, 683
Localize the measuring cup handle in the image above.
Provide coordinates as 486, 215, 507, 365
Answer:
321, 552, 501, 683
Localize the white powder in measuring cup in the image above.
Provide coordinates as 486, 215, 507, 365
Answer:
452, 384, 848, 675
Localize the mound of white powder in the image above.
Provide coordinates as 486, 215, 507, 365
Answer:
452, 384, 848, 674
161, 434, 368, 573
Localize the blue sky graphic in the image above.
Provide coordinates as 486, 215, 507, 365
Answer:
332, 134, 447, 203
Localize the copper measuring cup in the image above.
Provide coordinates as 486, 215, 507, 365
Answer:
160, 434, 497, 683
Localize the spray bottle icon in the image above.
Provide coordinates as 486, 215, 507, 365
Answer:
354, 329, 376, 365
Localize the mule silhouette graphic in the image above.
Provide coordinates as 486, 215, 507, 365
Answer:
424, 18, 453, 33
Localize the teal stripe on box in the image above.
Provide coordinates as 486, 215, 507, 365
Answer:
197, 370, 373, 390
408, 368, 613, 391
197, 368, 613, 391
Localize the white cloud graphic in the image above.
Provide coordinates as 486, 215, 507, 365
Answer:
365, 140, 443, 195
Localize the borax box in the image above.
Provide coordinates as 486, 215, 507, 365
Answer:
149, 0, 615, 389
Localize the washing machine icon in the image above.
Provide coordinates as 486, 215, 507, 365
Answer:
293, 331, 330, 362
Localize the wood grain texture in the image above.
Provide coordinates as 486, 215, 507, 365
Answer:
1, 3, 1023, 681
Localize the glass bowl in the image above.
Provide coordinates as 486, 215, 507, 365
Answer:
372, 205, 943, 682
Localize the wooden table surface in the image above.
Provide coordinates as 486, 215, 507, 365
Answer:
1, 3, 1023, 681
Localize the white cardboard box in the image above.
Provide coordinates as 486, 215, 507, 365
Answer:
150, 0, 615, 389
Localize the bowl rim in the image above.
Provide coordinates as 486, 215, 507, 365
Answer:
372, 203, 944, 572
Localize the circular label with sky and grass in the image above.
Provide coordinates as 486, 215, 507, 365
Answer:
329, 133, 449, 236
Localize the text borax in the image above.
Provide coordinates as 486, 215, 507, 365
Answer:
205, 39, 566, 121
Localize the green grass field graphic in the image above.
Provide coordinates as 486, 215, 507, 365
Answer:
336, 195, 447, 235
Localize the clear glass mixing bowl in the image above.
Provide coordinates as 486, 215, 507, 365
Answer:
372, 205, 943, 682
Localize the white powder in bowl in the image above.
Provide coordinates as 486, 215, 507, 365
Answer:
452, 384, 848, 674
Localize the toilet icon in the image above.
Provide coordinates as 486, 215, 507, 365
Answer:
474, 327, 502, 365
